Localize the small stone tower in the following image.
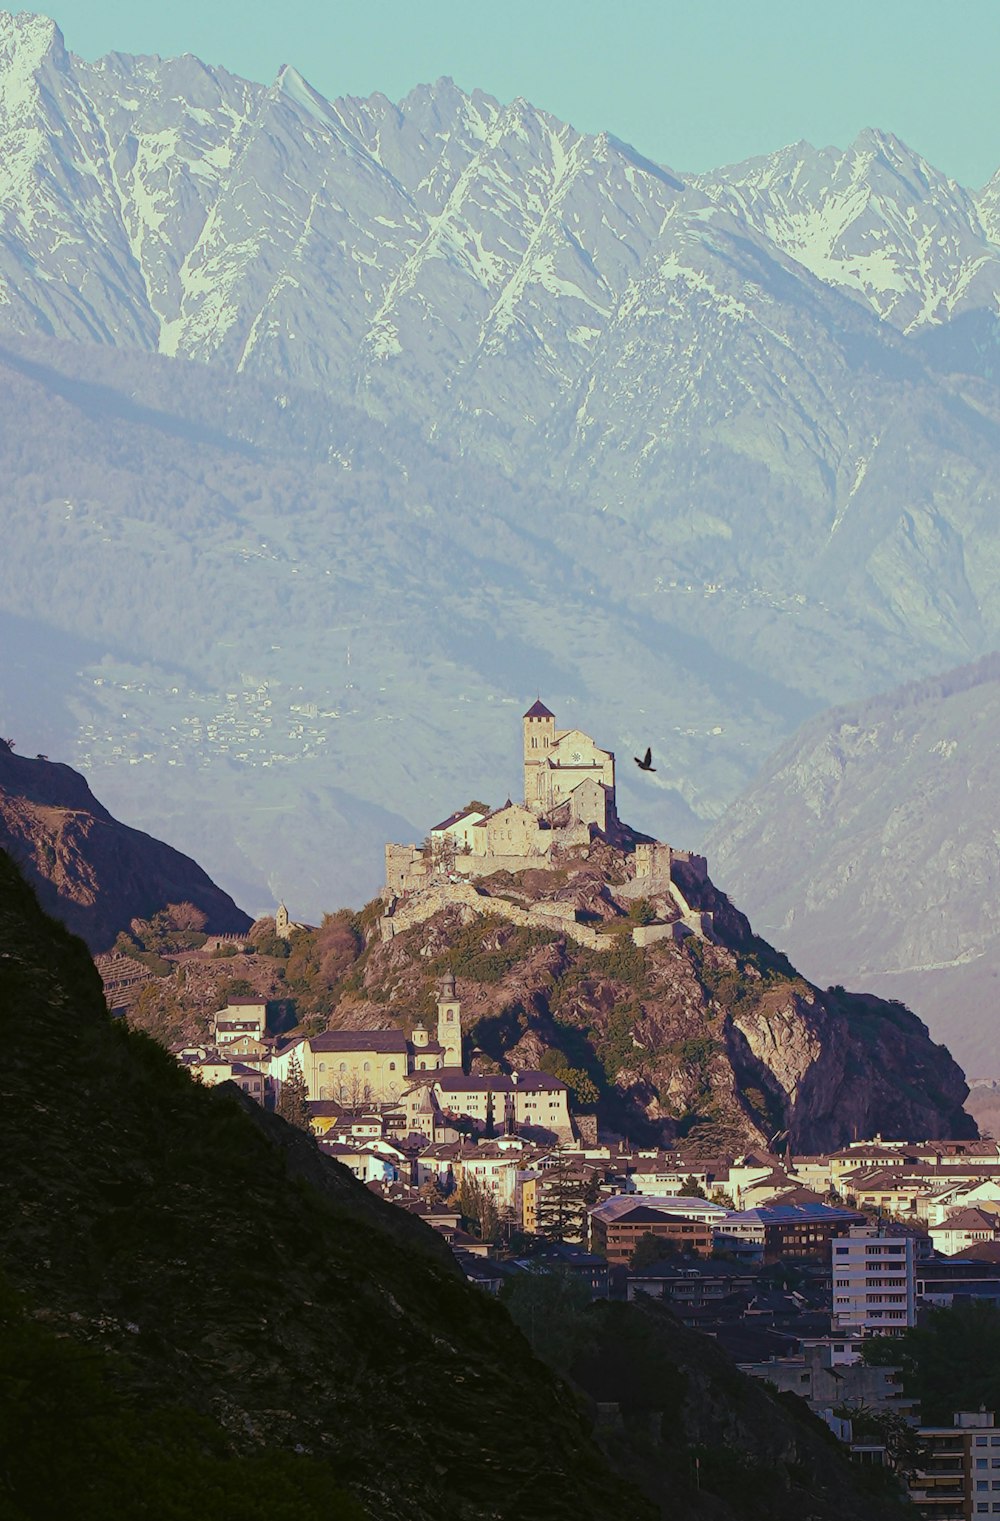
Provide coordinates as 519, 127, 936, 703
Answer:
275, 902, 291, 940
436, 972, 462, 1069
523, 698, 555, 810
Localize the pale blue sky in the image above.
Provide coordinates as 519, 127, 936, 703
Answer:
48, 0, 1000, 187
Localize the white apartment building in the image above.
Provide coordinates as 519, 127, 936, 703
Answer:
832, 1225, 917, 1336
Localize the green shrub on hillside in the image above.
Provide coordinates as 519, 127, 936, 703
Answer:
430, 916, 557, 983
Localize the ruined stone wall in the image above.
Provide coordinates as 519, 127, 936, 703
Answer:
379, 878, 606, 951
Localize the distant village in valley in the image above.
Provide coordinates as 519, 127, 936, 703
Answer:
100, 703, 1000, 1515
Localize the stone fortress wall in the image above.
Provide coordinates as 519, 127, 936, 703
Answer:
381, 703, 715, 950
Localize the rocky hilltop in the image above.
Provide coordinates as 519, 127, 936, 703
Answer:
706, 653, 1000, 1077
0, 847, 913, 1521
161, 826, 969, 1154
0, 740, 251, 950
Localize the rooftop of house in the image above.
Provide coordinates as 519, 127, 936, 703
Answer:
431, 807, 486, 832
630, 1259, 758, 1282
845, 1162, 1000, 1183
433, 1070, 568, 1094
591, 1195, 728, 1224
930, 1208, 1000, 1232
310, 1029, 409, 1054
717, 1203, 865, 1226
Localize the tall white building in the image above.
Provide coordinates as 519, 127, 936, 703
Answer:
832, 1225, 917, 1336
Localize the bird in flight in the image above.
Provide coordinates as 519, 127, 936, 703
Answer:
634, 747, 655, 772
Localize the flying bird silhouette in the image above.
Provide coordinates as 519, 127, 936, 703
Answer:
634, 747, 655, 772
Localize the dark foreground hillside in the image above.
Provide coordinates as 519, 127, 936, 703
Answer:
0, 848, 909, 1520
0, 848, 634, 1521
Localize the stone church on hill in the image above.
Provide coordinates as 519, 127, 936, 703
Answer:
521, 698, 616, 821
385, 701, 620, 894
271, 973, 464, 1104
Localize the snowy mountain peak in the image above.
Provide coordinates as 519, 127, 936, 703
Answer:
0, 9, 65, 71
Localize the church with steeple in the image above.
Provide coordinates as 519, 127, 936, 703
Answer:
384, 700, 621, 896
521, 699, 616, 820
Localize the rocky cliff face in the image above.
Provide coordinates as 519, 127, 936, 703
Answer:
329, 843, 973, 1151
705, 653, 1000, 1077
0, 741, 251, 950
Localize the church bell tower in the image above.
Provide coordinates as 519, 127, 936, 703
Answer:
436, 972, 462, 1069
523, 698, 555, 810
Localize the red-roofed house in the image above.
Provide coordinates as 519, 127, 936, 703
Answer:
930, 1208, 1000, 1257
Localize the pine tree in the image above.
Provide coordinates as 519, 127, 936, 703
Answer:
276, 1053, 310, 1132
535, 1147, 590, 1243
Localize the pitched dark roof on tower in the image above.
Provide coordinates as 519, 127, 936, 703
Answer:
524, 699, 554, 719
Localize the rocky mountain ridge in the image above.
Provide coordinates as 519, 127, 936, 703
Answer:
369, 846, 973, 1151
5, 11, 1000, 912
124, 825, 974, 1154
706, 653, 1000, 1078
0, 741, 251, 950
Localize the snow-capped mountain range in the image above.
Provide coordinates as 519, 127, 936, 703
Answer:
5, 8, 1000, 948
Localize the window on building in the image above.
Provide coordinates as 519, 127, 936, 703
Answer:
339, 1062, 347, 1073
389, 1062, 396, 1071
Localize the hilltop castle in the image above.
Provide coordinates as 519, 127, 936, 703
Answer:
382, 699, 713, 948
385, 701, 620, 895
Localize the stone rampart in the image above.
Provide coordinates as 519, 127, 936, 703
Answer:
632, 922, 693, 947
379, 879, 607, 951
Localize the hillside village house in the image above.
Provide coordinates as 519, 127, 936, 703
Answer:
185, 1054, 266, 1102
929, 1207, 1000, 1256
267, 973, 572, 1142
213, 1001, 266, 1045
430, 1069, 572, 1141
